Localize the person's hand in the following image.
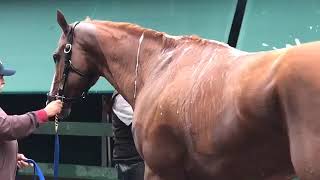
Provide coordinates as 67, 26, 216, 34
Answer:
44, 100, 63, 118
17, 153, 32, 169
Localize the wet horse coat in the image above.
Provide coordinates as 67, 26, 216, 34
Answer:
50, 11, 320, 180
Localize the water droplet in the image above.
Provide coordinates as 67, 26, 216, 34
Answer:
285, 44, 293, 48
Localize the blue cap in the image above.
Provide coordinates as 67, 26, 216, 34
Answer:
0, 61, 16, 76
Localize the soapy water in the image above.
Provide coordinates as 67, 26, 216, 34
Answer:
261, 25, 320, 50
262, 38, 301, 50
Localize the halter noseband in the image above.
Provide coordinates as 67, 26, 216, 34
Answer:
47, 21, 90, 103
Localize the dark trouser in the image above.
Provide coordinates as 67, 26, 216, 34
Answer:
116, 161, 145, 180
111, 104, 144, 180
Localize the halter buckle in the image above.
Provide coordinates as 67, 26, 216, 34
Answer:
64, 44, 72, 53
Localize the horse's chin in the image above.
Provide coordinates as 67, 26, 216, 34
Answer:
57, 107, 71, 119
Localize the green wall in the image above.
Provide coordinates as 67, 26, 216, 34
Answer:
0, 0, 237, 94
237, 0, 320, 51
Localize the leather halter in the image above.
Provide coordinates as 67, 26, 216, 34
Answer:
47, 22, 90, 103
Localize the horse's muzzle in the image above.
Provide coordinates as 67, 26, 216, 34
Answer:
46, 92, 56, 105
57, 107, 71, 119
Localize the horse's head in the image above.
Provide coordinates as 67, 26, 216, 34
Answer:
47, 10, 101, 119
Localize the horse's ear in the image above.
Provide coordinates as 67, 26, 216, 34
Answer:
57, 10, 69, 34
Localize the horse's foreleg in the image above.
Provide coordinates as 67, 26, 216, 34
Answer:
287, 123, 320, 179
140, 128, 187, 180
144, 164, 161, 180
144, 164, 186, 180
286, 113, 320, 180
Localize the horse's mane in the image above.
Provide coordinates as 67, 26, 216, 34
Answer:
84, 17, 230, 48
84, 17, 160, 35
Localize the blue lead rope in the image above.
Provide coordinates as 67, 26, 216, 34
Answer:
24, 159, 45, 180
53, 133, 60, 180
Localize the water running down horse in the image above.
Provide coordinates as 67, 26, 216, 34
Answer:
48, 10, 320, 180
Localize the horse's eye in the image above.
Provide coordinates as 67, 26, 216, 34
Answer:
53, 53, 60, 63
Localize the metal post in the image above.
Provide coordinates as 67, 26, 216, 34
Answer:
101, 95, 107, 167
101, 94, 113, 167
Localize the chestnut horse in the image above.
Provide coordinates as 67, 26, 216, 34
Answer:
48, 10, 320, 180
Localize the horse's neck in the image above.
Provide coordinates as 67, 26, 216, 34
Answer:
95, 22, 235, 107
96, 24, 166, 106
